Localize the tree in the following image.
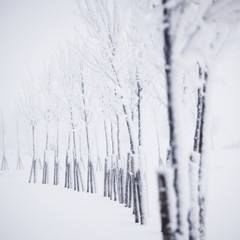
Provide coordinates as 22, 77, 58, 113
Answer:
58, 49, 85, 191
19, 74, 41, 183
16, 119, 24, 170
1, 115, 9, 171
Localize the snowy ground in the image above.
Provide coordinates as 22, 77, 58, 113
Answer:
0, 170, 160, 240
207, 149, 240, 240
0, 149, 239, 240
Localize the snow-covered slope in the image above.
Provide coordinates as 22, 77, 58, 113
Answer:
0, 149, 239, 240
207, 149, 240, 240
0, 172, 160, 240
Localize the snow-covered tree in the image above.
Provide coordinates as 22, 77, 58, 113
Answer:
19, 74, 41, 183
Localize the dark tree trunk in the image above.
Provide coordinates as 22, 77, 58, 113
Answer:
107, 169, 111, 197
53, 124, 59, 185
136, 170, 144, 225
29, 125, 37, 183
118, 168, 124, 204
161, 0, 181, 238
128, 173, 132, 208
131, 155, 139, 223
103, 120, 109, 196
125, 153, 131, 206
188, 65, 208, 240
65, 133, 72, 189
116, 114, 121, 167
113, 168, 117, 201
137, 77, 145, 225
42, 131, 49, 184
158, 169, 176, 240
104, 158, 108, 197
198, 70, 208, 240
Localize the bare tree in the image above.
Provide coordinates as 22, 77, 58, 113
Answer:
1, 115, 8, 171
19, 74, 40, 183
16, 119, 24, 170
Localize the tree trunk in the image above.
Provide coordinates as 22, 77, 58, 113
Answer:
131, 155, 139, 223
81, 80, 95, 193
53, 124, 59, 185
136, 170, 144, 225
161, 0, 182, 237
125, 153, 131, 206
29, 125, 37, 183
188, 153, 200, 240
65, 133, 72, 189
95, 132, 103, 172
42, 131, 49, 184
156, 129, 163, 166
1, 118, 9, 171
198, 70, 208, 240
158, 168, 176, 240
104, 120, 109, 196
16, 121, 24, 170
137, 79, 145, 225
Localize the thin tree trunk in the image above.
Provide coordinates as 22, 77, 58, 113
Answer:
136, 170, 144, 225
65, 132, 72, 189
42, 130, 49, 184
119, 168, 124, 204
1, 117, 9, 171
95, 132, 103, 172
131, 155, 139, 223
107, 169, 111, 197
137, 79, 145, 225
81, 80, 95, 193
104, 158, 108, 197
79, 130, 86, 171
156, 129, 163, 166
188, 153, 200, 240
198, 70, 208, 240
116, 114, 121, 168
104, 120, 109, 196
116, 115, 123, 203
16, 121, 24, 170
29, 125, 36, 183
53, 123, 59, 185
128, 173, 132, 208
125, 153, 131, 206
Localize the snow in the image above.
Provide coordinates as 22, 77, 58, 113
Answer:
0, 1, 239, 240
206, 149, 240, 240
0, 149, 239, 240
0, 171, 160, 240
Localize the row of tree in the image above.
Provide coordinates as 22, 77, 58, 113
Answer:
1, 1, 239, 240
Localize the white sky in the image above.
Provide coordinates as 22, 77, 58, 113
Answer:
0, 0, 78, 112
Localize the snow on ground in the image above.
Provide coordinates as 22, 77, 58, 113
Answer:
0, 149, 239, 240
0, 170, 160, 240
207, 149, 240, 240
